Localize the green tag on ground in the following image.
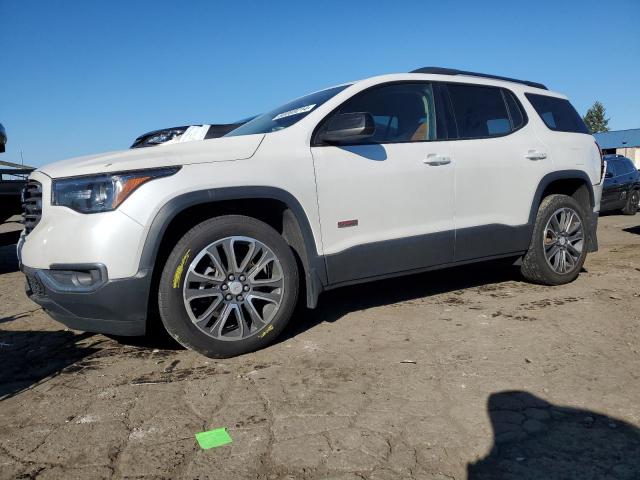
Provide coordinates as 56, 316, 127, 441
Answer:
195, 427, 232, 449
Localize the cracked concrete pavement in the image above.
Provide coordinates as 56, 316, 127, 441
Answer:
1, 214, 640, 479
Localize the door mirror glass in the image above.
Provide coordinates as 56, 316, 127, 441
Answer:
320, 112, 375, 144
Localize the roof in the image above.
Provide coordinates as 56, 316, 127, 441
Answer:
410, 67, 548, 90
594, 129, 640, 149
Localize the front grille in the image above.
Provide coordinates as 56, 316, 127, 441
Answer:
22, 180, 42, 235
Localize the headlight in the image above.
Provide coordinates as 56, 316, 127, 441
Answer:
131, 128, 187, 148
52, 167, 180, 213
143, 129, 187, 146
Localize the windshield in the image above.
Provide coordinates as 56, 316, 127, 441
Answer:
225, 85, 350, 137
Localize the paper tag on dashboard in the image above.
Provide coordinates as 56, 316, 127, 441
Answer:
272, 104, 316, 121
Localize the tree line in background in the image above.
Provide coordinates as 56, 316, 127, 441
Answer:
583, 101, 609, 134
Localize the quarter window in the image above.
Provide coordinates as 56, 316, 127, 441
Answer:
525, 93, 589, 134
320, 83, 439, 144
446, 84, 512, 138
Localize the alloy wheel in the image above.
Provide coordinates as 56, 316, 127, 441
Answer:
182, 236, 284, 341
543, 207, 584, 274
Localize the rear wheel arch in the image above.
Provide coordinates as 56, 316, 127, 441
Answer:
530, 171, 595, 224
140, 187, 325, 317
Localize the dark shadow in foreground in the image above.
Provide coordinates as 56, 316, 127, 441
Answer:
0, 330, 96, 400
468, 391, 640, 480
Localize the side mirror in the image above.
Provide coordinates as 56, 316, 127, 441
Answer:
605, 171, 613, 178
320, 112, 375, 144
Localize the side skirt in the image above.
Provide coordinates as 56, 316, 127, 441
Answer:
322, 223, 532, 289
324, 251, 525, 291
325, 230, 454, 285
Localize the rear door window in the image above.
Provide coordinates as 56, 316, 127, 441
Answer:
446, 84, 512, 139
525, 93, 589, 134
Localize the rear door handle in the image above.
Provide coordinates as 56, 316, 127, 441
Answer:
525, 150, 547, 160
424, 155, 451, 166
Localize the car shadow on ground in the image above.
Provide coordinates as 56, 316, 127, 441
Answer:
622, 225, 640, 236
468, 390, 640, 479
11, 258, 523, 357
0, 329, 96, 400
76, 262, 523, 354
281, 260, 522, 341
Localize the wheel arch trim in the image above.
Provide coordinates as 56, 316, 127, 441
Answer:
529, 170, 595, 223
138, 186, 326, 308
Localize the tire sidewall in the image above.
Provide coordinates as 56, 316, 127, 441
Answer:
158, 216, 299, 358
625, 190, 639, 215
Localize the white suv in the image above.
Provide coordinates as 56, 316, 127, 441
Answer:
19, 67, 603, 357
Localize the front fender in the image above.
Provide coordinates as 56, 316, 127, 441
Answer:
138, 186, 326, 308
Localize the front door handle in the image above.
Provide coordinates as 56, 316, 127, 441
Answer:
525, 150, 547, 160
424, 154, 451, 166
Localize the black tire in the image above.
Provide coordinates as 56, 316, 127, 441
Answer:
520, 194, 588, 285
621, 190, 639, 216
158, 215, 299, 358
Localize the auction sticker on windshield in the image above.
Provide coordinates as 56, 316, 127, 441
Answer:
272, 104, 316, 121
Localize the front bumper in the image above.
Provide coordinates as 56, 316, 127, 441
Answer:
22, 263, 151, 336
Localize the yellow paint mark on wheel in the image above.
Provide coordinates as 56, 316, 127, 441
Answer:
173, 249, 191, 288
259, 324, 274, 338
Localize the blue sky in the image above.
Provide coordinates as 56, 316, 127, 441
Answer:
1, 0, 639, 167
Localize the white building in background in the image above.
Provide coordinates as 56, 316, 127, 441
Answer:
595, 128, 640, 166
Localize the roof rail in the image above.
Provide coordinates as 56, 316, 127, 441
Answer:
410, 67, 548, 90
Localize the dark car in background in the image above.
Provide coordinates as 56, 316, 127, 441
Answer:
601, 154, 640, 215
1, 123, 35, 226
130, 118, 255, 148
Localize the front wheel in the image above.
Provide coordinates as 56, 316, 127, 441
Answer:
521, 194, 587, 285
158, 215, 299, 358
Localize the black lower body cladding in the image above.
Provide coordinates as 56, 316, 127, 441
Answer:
22, 264, 151, 336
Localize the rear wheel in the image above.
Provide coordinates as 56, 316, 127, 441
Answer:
521, 194, 587, 285
621, 190, 639, 215
158, 215, 299, 358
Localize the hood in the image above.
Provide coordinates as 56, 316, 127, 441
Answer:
39, 133, 265, 178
